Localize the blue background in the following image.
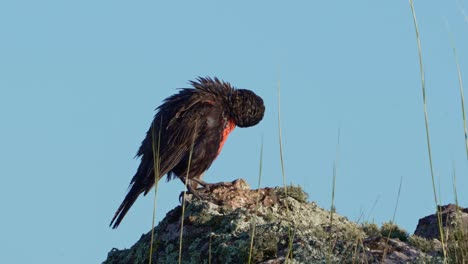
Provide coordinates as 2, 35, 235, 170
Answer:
1, 1, 467, 263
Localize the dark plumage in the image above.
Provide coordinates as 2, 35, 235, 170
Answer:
110, 77, 265, 228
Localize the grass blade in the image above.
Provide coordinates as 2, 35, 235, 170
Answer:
408, 0, 447, 260
445, 20, 468, 160
382, 176, 403, 261
178, 121, 198, 264
277, 75, 294, 263
455, 0, 468, 25
327, 128, 340, 264
248, 138, 264, 264
277, 77, 288, 204
149, 119, 163, 264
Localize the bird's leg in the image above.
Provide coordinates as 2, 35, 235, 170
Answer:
186, 182, 205, 199
190, 173, 211, 188
178, 176, 206, 201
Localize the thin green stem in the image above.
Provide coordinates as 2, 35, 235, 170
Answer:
392, 176, 403, 222
382, 176, 403, 261
452, 163, 468, 260
445, 20, 468, 160
366, 195, 380, 223
408, 0, 447, 260
277, 79, 288, 203
277, 75, 294, 263
327, 128, 340, 264
452, 162, 459, 207
178, 121, 198, 264
248, 139, 264, 264
149, 119, 162, 264
455, 0, 468, 24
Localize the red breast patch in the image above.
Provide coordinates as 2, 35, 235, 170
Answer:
217, 119, 236, 155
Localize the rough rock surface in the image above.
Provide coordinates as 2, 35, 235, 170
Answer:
104, 179, 442, 264
414, 204, 468, 240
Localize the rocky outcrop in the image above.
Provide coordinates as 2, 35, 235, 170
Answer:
104, 180, 451, 264
414, 204, 468, 240
413, 204, 468, 262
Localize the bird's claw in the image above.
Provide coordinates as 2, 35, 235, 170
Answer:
179, 185, 207, 203
178, 179, 234, 203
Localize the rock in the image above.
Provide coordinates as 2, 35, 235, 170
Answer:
362, 237, 434, 263
104, 179, 440, 264
413, 204, 468, 262
414, 204, 468, 240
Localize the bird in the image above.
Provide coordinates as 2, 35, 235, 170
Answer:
110, 77, 265, 228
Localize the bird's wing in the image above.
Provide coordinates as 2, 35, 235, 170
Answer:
156, 91, 215, 181
110, 90, 214, 228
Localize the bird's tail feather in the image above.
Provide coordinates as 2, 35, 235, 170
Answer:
110, 153, 158, 229
109, 186, 142, 229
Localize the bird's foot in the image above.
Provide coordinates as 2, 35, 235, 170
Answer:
179, 184, 208, 203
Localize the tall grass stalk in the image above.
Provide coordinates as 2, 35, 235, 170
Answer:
149, 120, 162, 264
408, 0, 447, 260
248, 139, 264, 264
445, 21, 468, 159
381, 176, 403, 261
277, 79, 288, 207
327, 129, 340, 264
365, 195, 380, 223
455, 0, 468, 24
452, 163, 459, 207
452, 164, 468, 261
391, 177, 403, 223
178, 122, 198, 264
277, 77, 294, 262
446, 21, 468, 260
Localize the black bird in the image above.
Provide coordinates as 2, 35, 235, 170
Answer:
110, 77, 265, 228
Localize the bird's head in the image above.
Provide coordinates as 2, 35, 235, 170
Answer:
228, 89, 265, 128
191, 77, 265, 127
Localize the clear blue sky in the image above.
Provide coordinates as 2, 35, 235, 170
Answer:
1, 1, 467, 263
